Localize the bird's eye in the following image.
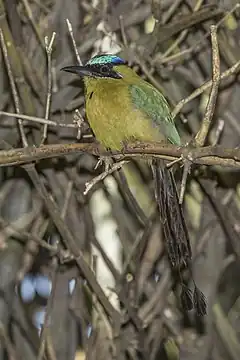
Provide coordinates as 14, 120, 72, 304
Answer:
100, 65, 109, 73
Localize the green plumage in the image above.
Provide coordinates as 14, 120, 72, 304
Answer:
129, 83, 181, 145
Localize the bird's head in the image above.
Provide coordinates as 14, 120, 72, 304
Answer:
61, 54, 128, 80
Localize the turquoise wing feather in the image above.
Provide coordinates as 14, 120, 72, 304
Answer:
129, 83, 181, 145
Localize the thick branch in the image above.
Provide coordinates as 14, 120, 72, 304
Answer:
0, 142, 239, 168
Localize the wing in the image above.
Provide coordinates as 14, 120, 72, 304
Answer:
129, 83, 181, 145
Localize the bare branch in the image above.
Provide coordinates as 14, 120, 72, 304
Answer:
172, 59, 240, 118
179, 24, 221, 203
66, 18, 82, 65
41, 32, 56, 144
195, 25, 221, 146
0, 110, 78, 128
0, 142, 239, 168
84, 160, 129, 195
0, 28, 28, 147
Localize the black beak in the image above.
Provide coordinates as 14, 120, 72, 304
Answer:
61, 65, 93, 77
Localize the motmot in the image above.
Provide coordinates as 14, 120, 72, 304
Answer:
62, 54, 206, 316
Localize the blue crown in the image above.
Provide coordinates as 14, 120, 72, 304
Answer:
86, 54, 126, 66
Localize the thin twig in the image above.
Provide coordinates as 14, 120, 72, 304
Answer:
161, 0, 204, 59
0, 28, 28, 147
61, 181, 73, 218
212, 119, 225, 146
41, 32, 56, 144
37, 258, 58, 360
172, 59, 239, 119
119, 15, 128, 48
195, 25, 221, 146
0, 111, 78, 128
162, 0, 182, 24
16, 216, 51, 282
166, 156, 183, 168
66, 18, 82, 65
73, 109, 85, 139
21, 0, 45, 48
179, 158, 192, 204
0, 216, 57, 252
154, 3, 240, 65
84, 160, 129, 195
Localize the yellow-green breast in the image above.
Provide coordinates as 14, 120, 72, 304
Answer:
84, 78, 166, 151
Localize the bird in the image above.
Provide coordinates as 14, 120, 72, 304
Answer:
62, 54, 206, 316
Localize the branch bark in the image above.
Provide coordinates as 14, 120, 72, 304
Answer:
0, 142, 239, 168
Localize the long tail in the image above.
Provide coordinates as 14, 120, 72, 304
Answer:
151, 159, 207, 316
